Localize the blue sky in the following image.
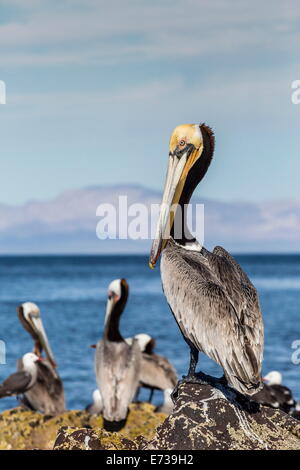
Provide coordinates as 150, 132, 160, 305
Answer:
0, 0, 299, 205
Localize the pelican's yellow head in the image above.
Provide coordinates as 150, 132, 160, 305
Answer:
149, 124, 207, 269
169, 124, 203, 154
169, 124, 204, 183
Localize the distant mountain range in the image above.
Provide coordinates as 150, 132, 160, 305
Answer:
0, 184, 299, 254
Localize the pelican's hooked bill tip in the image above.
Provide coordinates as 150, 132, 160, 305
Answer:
149, 261, 156, 270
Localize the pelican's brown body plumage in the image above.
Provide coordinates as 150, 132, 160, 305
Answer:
96, 339, 141, 422
161, 241, 264, 395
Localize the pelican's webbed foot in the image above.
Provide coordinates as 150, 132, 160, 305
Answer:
182, 374, 209, 385
171, 374, 208, 403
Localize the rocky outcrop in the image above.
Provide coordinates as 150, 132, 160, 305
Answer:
0, 408, 90, 450
54, 379, 300, 450
144, 379, 300, 450
0, 403, 165, 450
53, 427, 144, 450
3, 380, 300, 450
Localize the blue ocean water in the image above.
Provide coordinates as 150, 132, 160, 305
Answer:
0, 254, 300, 412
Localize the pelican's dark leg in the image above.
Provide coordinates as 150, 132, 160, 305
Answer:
171, 345, 207, 402
183, 345, 207, 384
148, 388, 154, 403
186, 345, 199, 378
133, 387, 140, 402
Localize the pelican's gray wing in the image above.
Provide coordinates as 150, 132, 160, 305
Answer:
211, 246, 264, 367
212, 246, 254, 286
35, 360, 63, 397
0, 371, 32, 397
95, 339, 141, 422
190, 282, 262, 394
18, 359, 65, 415
139, 353, 177, 390
161, 244, 263, 395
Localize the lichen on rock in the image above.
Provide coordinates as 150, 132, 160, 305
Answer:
144, 380, 300, 450
0, 403, 166, 450
54, 426, 139, 450
3, 381, 300, 450
54, 380, 300, 450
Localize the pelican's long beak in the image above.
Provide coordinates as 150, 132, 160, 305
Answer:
104, 295, 115, 326
149, 124, 204, 268
30, 316, 56, 368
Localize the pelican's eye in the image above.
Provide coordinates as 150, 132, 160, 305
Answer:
179, 139, 186, 147
30, 312, 39, 318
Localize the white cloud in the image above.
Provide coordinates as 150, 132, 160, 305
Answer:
0, 0, 299, 207
5, 68, 293, 129
0, 0, 300, 67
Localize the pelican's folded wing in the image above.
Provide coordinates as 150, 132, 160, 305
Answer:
0, 371, 32, 397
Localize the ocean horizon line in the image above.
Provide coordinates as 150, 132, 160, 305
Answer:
1, 252, 300, 257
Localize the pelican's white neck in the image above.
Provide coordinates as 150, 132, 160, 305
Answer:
172, 236, 202, 252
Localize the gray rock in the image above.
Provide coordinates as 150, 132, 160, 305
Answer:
53, 379, 300, 450
144, 379, 300, 450
53, 426, 139, 450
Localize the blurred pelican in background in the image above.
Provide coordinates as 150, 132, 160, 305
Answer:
126, 333, 177, 413
16, 302, 65, 415
94, 279, 141, 429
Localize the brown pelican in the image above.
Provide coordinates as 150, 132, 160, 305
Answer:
253, 371, 295, 413
17, 302, 65, 415
95, 279, 141, 426
149, 123, 264, 397
0, 353, 39, 398
125, 333, 177, 401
